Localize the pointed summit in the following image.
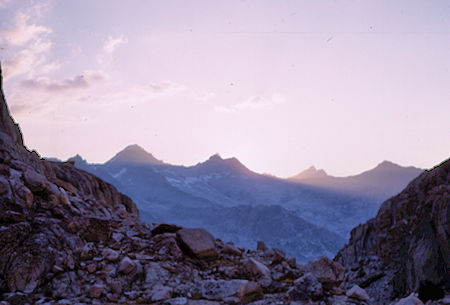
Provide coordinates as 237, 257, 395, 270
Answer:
106, 144, 163, 165
208, 153, 223, 161
290, 165, 328, 181
373, 160, 402, 170
67, 154, 88, 166
196, 153, 251, 174
0, 62, 23, 146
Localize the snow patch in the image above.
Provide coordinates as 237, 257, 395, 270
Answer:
112, 168, 127, 178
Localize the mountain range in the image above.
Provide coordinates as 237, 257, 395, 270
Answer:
66, 144, 422, 262
0, 62, 448, 304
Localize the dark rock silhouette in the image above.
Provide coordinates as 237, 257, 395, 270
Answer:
0, 64, 23, 146
335, 158, 450, 303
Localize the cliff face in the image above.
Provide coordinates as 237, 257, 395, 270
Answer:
335, 158, 449, 303
0, 64, 141, 298
0, 65, 23, 146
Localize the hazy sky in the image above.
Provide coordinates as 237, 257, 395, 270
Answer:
0, 0, 449, 177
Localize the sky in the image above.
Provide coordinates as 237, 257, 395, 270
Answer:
0, 0, 449, 177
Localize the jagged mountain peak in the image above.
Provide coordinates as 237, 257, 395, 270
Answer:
373, 160, 402, 170
290, 165, 328, 180
196, 153, 251, 174
67, 154, 88, 166
358, 160, 422, 179
208, 153, 223, 161
106, 144, 163, 165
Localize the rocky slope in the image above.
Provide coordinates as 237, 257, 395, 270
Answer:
335, 158, 449, 304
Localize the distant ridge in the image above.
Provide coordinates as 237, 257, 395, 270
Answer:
289, 160, 423, 201
193, 153, 252, 174
106, 144, 163, 165
290, 165, 328, 180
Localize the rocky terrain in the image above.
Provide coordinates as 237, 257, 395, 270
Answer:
335, 157, 450, 304
0, 61, 448, 305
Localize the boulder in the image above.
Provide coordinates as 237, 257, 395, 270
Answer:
222, 243, 242, 256
394, 294, 424, 305
237, 281, 263, 304
22, 169, 47, 193
201, 279, 249, 300
118, 256, 135, 274
346, 284, 370, 302
88, 284, 105, 298
151, 285, 173, 301
151, 223, 182, 235
145, 262, 170, 285
307, 256, 345, 289
86, 263, 97, 273
108, 279, 122, 294
176, 228, 218, 260
243, 258, 272, 286
102, 248, 120, 262
287, 272, 323, 301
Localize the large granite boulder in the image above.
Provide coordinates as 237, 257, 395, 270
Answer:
176, 228, 218, 260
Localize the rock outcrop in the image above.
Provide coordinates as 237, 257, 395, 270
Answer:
335, 158, 450, 303
0, 65, 23, 146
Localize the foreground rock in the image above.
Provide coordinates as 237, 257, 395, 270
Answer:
346, 284, 370, 302
176, 228, 218, 259
307, 256, 345, 289
335, 158, 450, 304
287, 272, 323, 302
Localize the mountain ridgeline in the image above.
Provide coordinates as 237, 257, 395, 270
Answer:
69, 144, 422, 263
290, 161, 424, 202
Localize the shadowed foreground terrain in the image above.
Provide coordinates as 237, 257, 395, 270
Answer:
0, 63, 448, 304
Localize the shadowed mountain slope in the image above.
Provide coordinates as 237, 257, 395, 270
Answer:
290, 161, 423, 202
